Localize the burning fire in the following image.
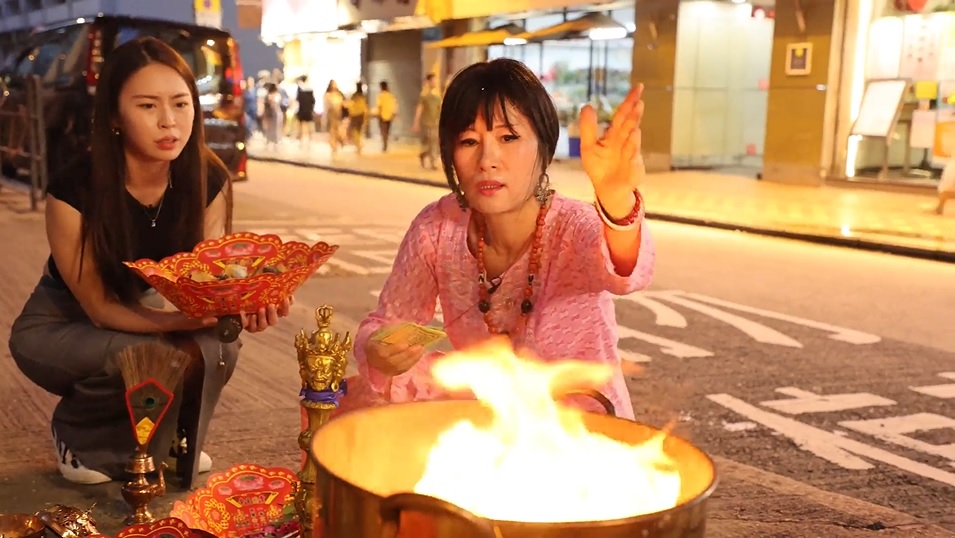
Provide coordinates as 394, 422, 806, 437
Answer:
413, 340, 682, 523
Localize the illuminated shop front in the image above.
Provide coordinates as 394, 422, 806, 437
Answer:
670, 0, 775, 172
260, 0, 363, 108
838, 0, 955, 187
481, 4, 634, 157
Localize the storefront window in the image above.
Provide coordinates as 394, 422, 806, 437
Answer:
487, 5, 636, 156
284, 34, 363, 115
844, 0, 955, 186
489, 11, 633, 125
671, 0, 774, 171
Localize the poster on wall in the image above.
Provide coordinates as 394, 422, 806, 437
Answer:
785, 43, 812, 76
910, 109, 937, 149
194, 0, 222, 29
932, 108, 955, 165
899, 14, 944, 80
866, 17, 904, 79
935, 13, 955, 80
851, 79, 909, 138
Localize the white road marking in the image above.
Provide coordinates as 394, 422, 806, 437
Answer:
723, 421, 759, 432
760, 387, 897, 415
647, 291, 802, 348
325, 258, 371, 276
620, 293, 688, 328
352, 249, 400, 266
671, 291, 881, 345
910, 372, 955, 399
838, 413, 955, 461
617, 326, 713, 359
708, 393, 955, 487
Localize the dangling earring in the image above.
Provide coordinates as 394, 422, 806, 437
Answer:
535, 172, 552, 205
451, 178, 468, 210
454, 187, 468, 210
112, 127, 121, 136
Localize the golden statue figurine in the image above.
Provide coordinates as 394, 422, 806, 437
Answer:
292, 304, 352, 535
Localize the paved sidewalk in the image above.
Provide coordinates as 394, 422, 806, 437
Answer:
0, 182, 951, 536
248, 136, 955, 262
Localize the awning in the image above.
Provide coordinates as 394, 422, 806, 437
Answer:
520, 12, 629, 43
425, 23, 526, 49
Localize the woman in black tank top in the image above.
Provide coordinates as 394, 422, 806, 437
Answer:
8, 36, 290, 488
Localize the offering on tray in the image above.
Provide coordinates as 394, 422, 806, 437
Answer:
124, 233, 338, 342
114, 517, 210, 538
169, 464, 298, 538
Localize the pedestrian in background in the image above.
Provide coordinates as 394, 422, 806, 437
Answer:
241, 76, 258, 140
262, 83, 283, 151
295, 75, 316, 150
347, 82, 369, 155
324, 80, 345, 157
375, 80, 398, 152
413, 73, 441, 170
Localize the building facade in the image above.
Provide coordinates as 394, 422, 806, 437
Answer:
636, 0, 955, 191
255, 0, 943, 191
0, 0, 278, 78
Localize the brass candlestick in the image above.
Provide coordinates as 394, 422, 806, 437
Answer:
292, 305, 352, 535
121, 445, 167, 525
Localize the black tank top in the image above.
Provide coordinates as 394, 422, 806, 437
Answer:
44, 153, 225, 290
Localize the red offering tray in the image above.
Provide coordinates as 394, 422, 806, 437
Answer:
168, 464, 298, 538
113, 518, 212, 538
124, 233, 338, 342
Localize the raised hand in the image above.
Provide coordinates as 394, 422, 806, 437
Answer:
578, 85, 646, 218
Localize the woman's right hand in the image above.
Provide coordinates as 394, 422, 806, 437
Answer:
365, 324, 427, 376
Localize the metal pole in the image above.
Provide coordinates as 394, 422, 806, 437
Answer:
33, 75, 48, 197
25, 75, 39, 211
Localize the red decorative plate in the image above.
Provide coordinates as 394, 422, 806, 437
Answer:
115, 518, 207, 538
124, 233, 338, 319
168, 464, 298, 538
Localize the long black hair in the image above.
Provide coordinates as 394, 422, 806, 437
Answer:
438, 59, 559, 197
81, 36, 232, 303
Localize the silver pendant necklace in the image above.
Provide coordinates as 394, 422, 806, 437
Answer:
146, 192, 165, 227
141, 174, 172, 228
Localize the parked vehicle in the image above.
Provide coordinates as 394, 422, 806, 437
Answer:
0, 15, 248, 183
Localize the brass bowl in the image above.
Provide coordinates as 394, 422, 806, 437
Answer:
311, 399, 718, 538
0, 513, 46, 538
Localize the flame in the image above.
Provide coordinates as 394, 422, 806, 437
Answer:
413, 339, 682, 523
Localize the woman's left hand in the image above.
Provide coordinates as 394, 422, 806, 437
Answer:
241, 296, 293, 333
579, 84, 646, 219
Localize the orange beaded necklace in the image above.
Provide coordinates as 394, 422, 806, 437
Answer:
476, 200, 549, 335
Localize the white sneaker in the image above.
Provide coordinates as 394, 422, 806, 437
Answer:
52, 428, 111, 485
166, 435, 213, 474
165, 451, 213, 474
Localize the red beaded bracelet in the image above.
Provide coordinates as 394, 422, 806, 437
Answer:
595, 190, 644, 231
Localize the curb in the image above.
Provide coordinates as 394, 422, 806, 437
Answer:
251, 155, 448, 190
251, 155, 955, 265
647, 213, 955, 264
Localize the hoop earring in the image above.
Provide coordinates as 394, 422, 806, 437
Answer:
535, 172, 552, 205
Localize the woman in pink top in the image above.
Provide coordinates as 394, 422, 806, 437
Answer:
343, 59, 654, 420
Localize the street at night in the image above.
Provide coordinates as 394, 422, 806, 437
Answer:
1, 161, 953, 536
3, 0, 955, 535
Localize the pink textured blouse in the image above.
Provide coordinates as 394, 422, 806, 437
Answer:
343, 193, 655, 421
